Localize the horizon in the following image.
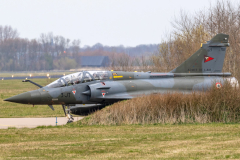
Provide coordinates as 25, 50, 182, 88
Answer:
0, 0, 216, 47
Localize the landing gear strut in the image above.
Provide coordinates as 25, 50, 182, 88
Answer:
62, 104, 74, 123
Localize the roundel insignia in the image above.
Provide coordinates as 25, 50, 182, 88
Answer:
204, 55, 214, 63
216, 82, 222, 89
102, 93, 106, 97
72, 90, 76, 94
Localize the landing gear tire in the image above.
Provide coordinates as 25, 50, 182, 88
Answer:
67, 120, 73, 123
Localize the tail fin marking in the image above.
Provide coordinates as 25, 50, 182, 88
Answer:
170, 33, 229, 73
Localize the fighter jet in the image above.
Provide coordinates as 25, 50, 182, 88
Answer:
4, 33, 238, 123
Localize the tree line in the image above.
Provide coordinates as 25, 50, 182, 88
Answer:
0, 25, 158, 71
1, 0, 239, 76
0, 27, 81, 71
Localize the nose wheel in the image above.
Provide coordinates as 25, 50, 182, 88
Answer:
62, 104, 74, 123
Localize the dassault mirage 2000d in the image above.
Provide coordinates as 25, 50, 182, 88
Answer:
4, 33, 239, 123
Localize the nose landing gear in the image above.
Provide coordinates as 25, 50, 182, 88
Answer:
62, 104, 74, 123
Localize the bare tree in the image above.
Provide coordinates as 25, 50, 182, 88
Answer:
153, 0, 240, 79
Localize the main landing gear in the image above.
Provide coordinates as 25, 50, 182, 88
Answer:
62, 104, 74, 123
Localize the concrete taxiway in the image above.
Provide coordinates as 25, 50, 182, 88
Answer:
0, 117, 84, 129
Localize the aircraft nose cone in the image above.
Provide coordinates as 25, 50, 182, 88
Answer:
4, 92, 31, 104
29, 90, 41, 104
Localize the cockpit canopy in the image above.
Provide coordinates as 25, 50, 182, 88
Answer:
47, 71, 109, 88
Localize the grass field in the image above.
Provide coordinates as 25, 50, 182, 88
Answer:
0, 79, 66, 118
1, 79, 240, 159
0, 123, 239, 159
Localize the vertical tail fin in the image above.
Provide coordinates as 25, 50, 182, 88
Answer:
170, 33, 229, 73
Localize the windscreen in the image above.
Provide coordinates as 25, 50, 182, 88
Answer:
47, 72, 83, 88
47, 71, 109, 88
88, 71, 108, 80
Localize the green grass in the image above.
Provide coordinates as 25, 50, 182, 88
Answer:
0, 79, 65, 117
0, 123, 240, 159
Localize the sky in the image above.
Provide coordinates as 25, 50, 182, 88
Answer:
0, 0, 216, 47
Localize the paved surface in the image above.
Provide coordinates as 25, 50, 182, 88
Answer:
0, 117, 84, 129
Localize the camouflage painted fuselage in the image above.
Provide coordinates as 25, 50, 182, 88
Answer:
9, 71, 235, 106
